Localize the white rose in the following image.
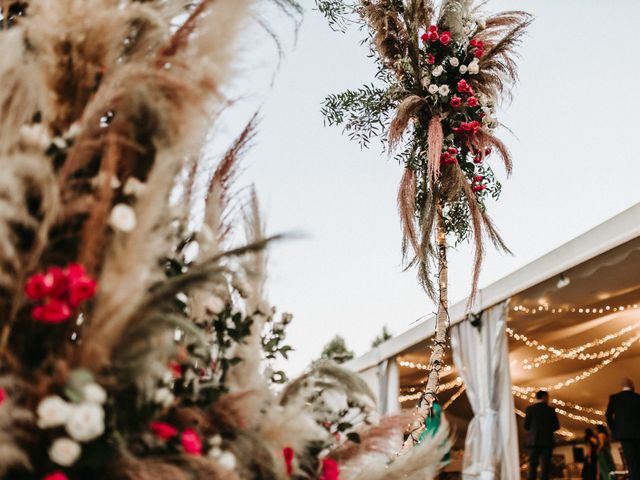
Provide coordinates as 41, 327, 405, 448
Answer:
449, 57, 460, 67
209, 434, 223, 447
205, 296, 226, 315
427, 84, 439, 95
468, 63, 480, 75
432, 65, 444, 77
459, 65, 468, 74
66, 403, 105, 442
438, 85, 450, 96
154, 387, 175, 407
321, 389, 348, 412
83, 383, 107, 405
37, 396, 73, 429
218, 451, 237, 470
49, 437, 81, 466
109, 204, 136, 232
123, 177, 146, 197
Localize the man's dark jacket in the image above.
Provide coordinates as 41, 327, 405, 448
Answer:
606, 390, 640, 440
524, 402, 560, 447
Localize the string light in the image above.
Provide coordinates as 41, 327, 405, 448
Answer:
511, 303, 639, 315
399, 360, 453, 375
507, 323, 640, 369
512, 386, 605, 416
513, 389, 605, 426
399, 376, 463, 401
443, 385, 466, 410
515, 332, 640, 393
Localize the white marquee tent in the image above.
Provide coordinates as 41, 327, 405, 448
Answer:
345, 203, 640, 479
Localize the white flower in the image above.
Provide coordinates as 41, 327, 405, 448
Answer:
468, 63, 480, 75
154, 387, 175, 407
477, 17, 487, 29
205, 296, 226, 315
19, 124, 51, 150
66, 403, 105, 442
427, 84, 439, 95
209, 434, 223, 447
321, 389, 349, 412
83, 384, 107, 405
438, 85, 450, 96
208, 446, 222, 459
108, 204, 136, 232
37, 396, 73, 429
123, 177, 146, 197
432, 65, 444, 77
218, 451, 237, 470
459, 65, 468, 74
449, 57, 460, 67
49, 437, 81, 466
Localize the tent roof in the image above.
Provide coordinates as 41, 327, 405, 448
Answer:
347, 202, 640, 373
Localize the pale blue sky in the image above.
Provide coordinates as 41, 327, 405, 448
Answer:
220, 0, 640, 372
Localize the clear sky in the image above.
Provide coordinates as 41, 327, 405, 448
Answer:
218, 0, 640, 374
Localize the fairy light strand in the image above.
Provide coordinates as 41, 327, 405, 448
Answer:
511, 303, 639, 316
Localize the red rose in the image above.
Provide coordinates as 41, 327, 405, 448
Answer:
0, 388, 6, 405
466, 97, 479, 107
452, 127, 462, 134
32, 299, 71, 323
420, 33, 429, 42
447, 147, 458, 155
426, 54, 435, 65
473, 175, 484, 182
25, 273, 51, 300
320, 458, 340, 480
151, 422, 178, 440
485, 147, 492, 155
428, 25, 438, 33
474, 48, 484, 59
470, 39, 478, 47
181, 428, 202, 455
460, 122, 472, 132
469, 121, 480, 133
439, 31, 451, 45
466, 86, 475, 96
283, 447, 294, 475
473, 155, 482, 164
457, 79, 469, 93
44, 472, 68, 480
476, 40, 485, 49
450, 95, 462, 107
67, 275, 97, 308
169, 361, 182, 379
428, 31, 439, 42
472, 184, 486, 193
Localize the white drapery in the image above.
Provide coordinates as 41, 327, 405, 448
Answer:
451, 302, 520, 480
377, 357, 400, 414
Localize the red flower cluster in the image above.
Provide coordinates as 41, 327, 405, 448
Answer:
25, 264, 96, 323
283, 447, 294, 475
43, 472, 68, 480
150, 422, 203, 456
470, 39, 485, 58
472, 175, 486, 193
420, 25, 451, 45
452, 121, 480, 135
320, 458, 340, 480
440, 147, 459, 165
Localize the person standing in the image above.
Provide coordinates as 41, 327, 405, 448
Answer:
596, 425, 615, 480
606, 378, 640, 480
582, 428, 598, 480
525, 390, 560, 480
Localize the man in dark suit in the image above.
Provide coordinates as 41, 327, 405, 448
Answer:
606, 378, 640, 480
524, 390, 560, 480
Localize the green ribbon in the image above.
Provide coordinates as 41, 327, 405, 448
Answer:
417, 401, 451, 463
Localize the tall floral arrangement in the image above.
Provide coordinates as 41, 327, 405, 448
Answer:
318, 0, 531, 443
0, 0, 450, 478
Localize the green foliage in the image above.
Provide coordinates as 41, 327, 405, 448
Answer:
371, 325, 393, 348
320, 335, 354, 364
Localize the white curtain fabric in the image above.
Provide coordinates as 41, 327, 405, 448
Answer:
451, 302, 520, 480
377, 357, 400, 414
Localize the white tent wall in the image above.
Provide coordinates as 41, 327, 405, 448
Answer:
451, 302, 520, 480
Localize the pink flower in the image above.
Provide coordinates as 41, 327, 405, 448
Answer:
466, 97, 478, 107
32, 299, 71, 323
420, 33, 429, 42
43, 472, 68, 480
428, 31, 439, 42
469, 121, 480, 133
181, 428, 202, 455
320, 458, 340, 480
25, 273, 52, 300
428, 25, 438, 33
457, 80, 469, 93
439, 31, 451, 45
473, 175, 484, 183
67, 275, 97, 308
0, 388, 6, 405
426, 54, 435, 65
450, 96, 462, 108
283, 447, 294, 475
150, 422, 178, 440
460, 122, 472, 132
